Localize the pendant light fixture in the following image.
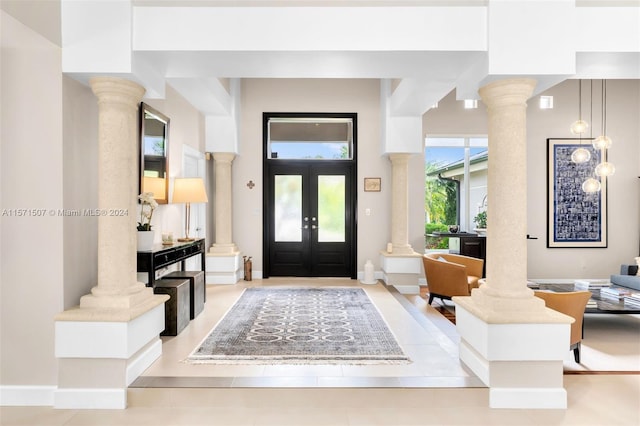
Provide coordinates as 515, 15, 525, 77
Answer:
593, 80, 613, 150
582, 177, 601, 193
571, 79, 591, 164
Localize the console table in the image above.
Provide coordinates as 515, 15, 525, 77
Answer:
137, 238, 206, 287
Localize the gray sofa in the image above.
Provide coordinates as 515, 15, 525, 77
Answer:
610, 264, 640, 291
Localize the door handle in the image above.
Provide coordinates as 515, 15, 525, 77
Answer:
312, 224, 319, 230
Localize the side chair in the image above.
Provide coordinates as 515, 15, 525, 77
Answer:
422, 253, 484, 305
533, 290, 592, 363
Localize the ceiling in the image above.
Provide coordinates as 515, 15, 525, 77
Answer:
3, 0, 638, 118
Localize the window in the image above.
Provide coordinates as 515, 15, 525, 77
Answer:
425, 136, 488, 250
267, 117, 353, 160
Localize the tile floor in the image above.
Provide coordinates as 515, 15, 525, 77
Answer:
134, 278, 482, 388
2, 278, 639, 425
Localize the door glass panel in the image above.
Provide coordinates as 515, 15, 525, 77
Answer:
317, 175, 345, 242
275, 175, 302, 242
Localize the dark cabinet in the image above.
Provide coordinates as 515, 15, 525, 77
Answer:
427, 232, 486, 277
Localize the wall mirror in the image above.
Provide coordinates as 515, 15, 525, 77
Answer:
139, 102, 169, 203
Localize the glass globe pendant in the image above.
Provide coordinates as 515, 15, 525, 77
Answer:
582, 178, 601, 193
595, 162, 615, 177
570, 119, 589, 135
571, 147, 591, 163
592, 135, 612, 150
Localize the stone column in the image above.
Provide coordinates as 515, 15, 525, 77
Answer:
210, 152, 238, 254
55, 77, 168, 409
389, 153, 414, 255
469, 78, 544, 314
78, 77, 159, 313
453, 78, 572, 409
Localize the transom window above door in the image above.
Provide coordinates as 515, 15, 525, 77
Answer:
267, 116, 354, 160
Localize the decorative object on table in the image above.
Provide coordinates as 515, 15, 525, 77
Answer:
448, 225, 459, 233
186, 287, 410, 364
547, 138, 607, 248
162, 232, 174, 245
473, 211, 486, 235
137, 191, 158, 251
636, 257, 640, 276
172, 177, 208, 242
364, 177, 381, 192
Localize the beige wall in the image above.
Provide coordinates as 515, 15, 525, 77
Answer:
1, 11, 64, 386
527, 79, 640, 279
236, 79, 404, 274
425, 80, 640, 280
62, 76, 99, 308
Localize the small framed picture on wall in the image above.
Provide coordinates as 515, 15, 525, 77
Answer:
364, 177, 381, 192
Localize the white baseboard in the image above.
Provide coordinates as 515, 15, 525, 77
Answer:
126, 338, 162, 386
490, 387, 567, 409
54, 388, 126, 409
0, 385, 55, 406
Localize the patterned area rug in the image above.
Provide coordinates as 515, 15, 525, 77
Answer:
187, 287, 410, 364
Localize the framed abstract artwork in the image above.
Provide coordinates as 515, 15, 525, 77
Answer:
547, 138, 607, 248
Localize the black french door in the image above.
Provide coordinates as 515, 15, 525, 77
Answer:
264, 161, 356, 278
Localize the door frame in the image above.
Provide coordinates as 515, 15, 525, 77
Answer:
262, 112, 358, 279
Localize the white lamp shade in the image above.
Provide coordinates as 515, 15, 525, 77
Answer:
172, 178, 208, 203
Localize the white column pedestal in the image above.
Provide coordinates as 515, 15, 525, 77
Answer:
454, 296, 573, 409
54, 304, 165, 409
380, 251, 422, 294
206, 251, 243, 284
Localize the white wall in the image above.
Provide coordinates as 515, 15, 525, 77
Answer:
237, 79, 396, 274
1, 11, 64, 387
425, 80, 640, 280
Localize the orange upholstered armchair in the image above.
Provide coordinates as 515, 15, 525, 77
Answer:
423, 253, 484, 305
534, 290, 592, 363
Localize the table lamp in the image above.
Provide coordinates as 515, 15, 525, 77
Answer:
172, 177, 208, 242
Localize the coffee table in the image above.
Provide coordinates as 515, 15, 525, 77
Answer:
527, 282, 640, 314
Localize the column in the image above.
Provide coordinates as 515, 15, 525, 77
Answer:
54, 77, 168, 409
210, 152, 238, 254
389, 153, 414, 255
470, 78, 542, 313
453, 78, 572, 409
78, 77, 158, 311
